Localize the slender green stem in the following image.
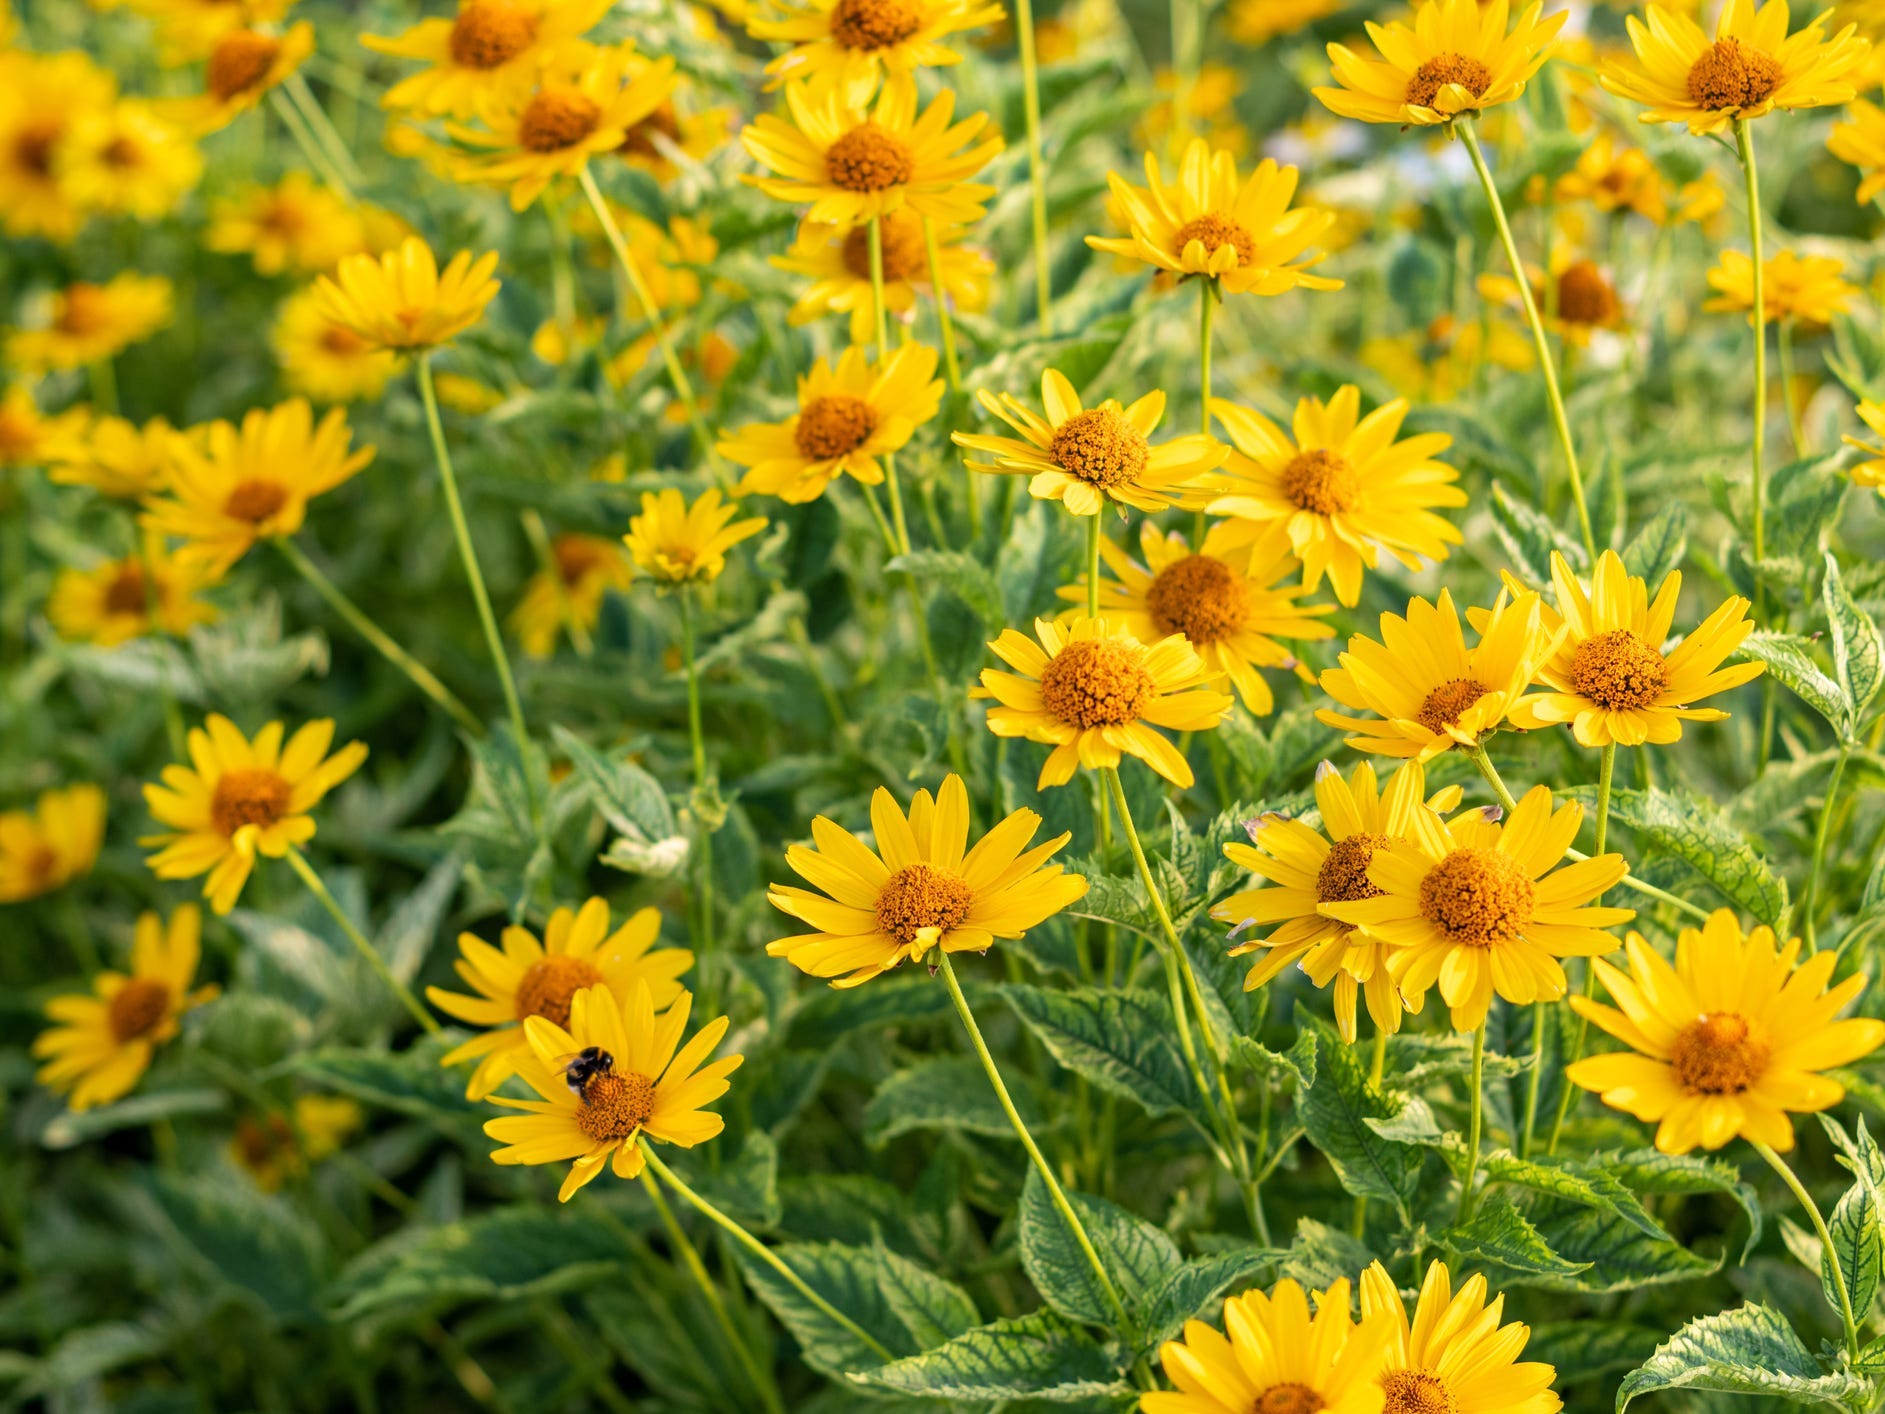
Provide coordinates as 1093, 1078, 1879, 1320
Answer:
867, 216, 913, 557
284, 846, 439, 1034
1354, 1026, 1389, 1235
1457, 1023, 1486, 1225
1755, 1140, 1860, 1360
1457, 117, 1596, 559
921, 216, 963, 393
88, 358, 118, 416
1776, 317, 1807, 458
1546, 741, 1618, 1156
680, 590, 717, 1002
284, 74, 365, 190
1194, 279, 1215, 543
268, 89, 356, 204
1735, 118, 1767, 617
1800, 740, 1852, 953
534, 1301, 638, 1414
1593, 743, 1616, 858
1467, 744, 1518, 811
1085, 514, 1101, 618
1519, 1002, 1545, 1161
1011, 0, 1053, 334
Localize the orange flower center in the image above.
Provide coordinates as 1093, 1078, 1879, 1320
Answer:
795, 394, 879, 459
1416, 677, 1491, 734
575, 1069, 657, 1140
102, 136, 142, 169
519, 87, 602, 152
1687, 36, 1782, 111
207, 30, 283, 102
108, 977, 172, 1042
449, 0, 541, 68
104, 563, 151, 616
210, 767, 292, 837
1381, 1369, 1457, 1414
1040, 637, 1156, 727
1173, 211, 1256, 267
320, 323, 370, 355
14, 120, 62, 177
552, 535, 610, 586
1405, 53, 1492, 110
235, 1113, 295, 1167
1671, 1011, 1770, 1094
825, 122, 915, 192
57, 285, 111, 337
830, 0, 925, 48
1145, 553, 1249, 645
1049, 406, 1149, 488
513, 954, 603, 1027
1555, 260, 1619, 326
22, 842, 61, 888
1256, 1384, 1327, 1414
223, 477, 292, 524
1317, 831, 1392, 904
1280, 448, 1360, 514
1571, 628, 1667, 710
1418, 847, 1535, 947
619, 104, 682, 161
842, 210, 927, 280
875, 862, 974, 945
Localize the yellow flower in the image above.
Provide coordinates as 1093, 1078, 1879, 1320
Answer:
1844, 398, 1885, 490
46, 414, 183, 499
1143, 1276, 1391, 1414
748, 0, 1005, 90
1359, 1260, 1562, 1414
1138, 64, 1250, 160
59, 100, 202, 222
615, 75, 735, 180
433, 370, 507, 412
33, 905, 219, 1111
720, 342, 943, 504
175, 23, 317, 133
0, 386, 88, 471
315, 237, 502, 352
272, 288, 405, 404
624, 487, 768, 585
1554, 130, 1669, 222
1226, 0, 1344, 46
1602, 0, 1868, 135
364, 0, 615, 119
768, 773, 1088, 987
142, 714, 369, 915
0, 784, 106, 903
1479, 253, 1627, 346
1315, 0, 1567, 127
770, 212, 992, 344
1830, 97, 1885, 201
1568, 910, 1885, 1153
0, 50, 117, 241
1318, 588, 1562, 761
1705, 248, 1858, 327
1674, 169, 1728, 227
231, 1095, 362, 1191
979, 616, 1234, 788
953, 368, 1227, 517
509, 533, 634, 657
207, 173, 369, 276
1214, 760, 1463, 1044
1329, 784, 1631, 1032
484, 981, 742, 1200
1200, 386, 1463, 607
429, 898, 694, 1099
47, 540, 220, 647
7, 274, 173, 374
142, 400, 374, 575
1087, 140, 1342, 297
1359, 315, 1534, 403
123, 0, 298, 62
1059, 521, 1334, 714
742, 78, 1003, 227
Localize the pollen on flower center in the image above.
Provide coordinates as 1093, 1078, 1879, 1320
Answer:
1039, 637, 1157, 727
619, 104, 681, 160
223, 477, 291, 524
1671, 1011, 1771, 1094
518, 87, 602, 152
1145, 554, 1250, 644
842, 211, 927, 280
1048, 407, 1149, 488
825, 123, 916, 192
1255, 1383, 1327, 1414
1281, 448, 1361, 514
1687, 37, 1783, 110
829, 0, 925, 50
449, 0, 541, 69
1173, 212, 1257, 267
108, 978, 172, 1042
1419, 847, 1535, 947
1556, 260, 1619, 326
796, 394, 879, 459
1571, 628, 1668, 710
210, 767, 293, 836
207, 30, 282, 101
1318, 831, 1393, 904
575, 1069, 657, 1140
14, 121, 61, 177
513, 954, 603, 1027
1405, 53, 1493, 110
104, 565, 150, 616
1416, 677, 1492, 734
874, 862, 974, 944
57, 286, 110, 336
1381, 1369, 1457, 1414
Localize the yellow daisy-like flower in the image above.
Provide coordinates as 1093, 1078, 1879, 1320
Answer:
1318, 588, 1561, 761
770, 212, 992, 344
720, 342, 943, 504
0, 50, 117, 242
271, 289, 405, 405
1705, 248, 1858, 327
0, 784, 106, 903
1226, 0, 1344, 46
33, 905, 219, 1112
176, 23, 317, 134
1199, 386, 1463, 607
1478, 253, 1627, 347
624, 487, 768, 586
59, 100, 203, 222
1214, 760, 1463, 1044
1567, 910, 1885, 1153
314, 236, 502, 353
1830, 97, 1885, 200
231, 1094, 362, 1192
1143, 1276, 1390, 1414
142, 399, 374, 576
1359, 1260, 1562, 1414
484, 981, 742, 1200
123, 0, 298, 63
1843, 398, 1885, 491
1058, 521, 1334, 714
46, 414, 181, 499
429, 898, 693, 1100
742, 78, 1002, 227
768, 773, 1087, 987
207, 173, 368, 277
612, 72, 734, 180
509, 533, 634, 657
142, 714, 369, 915
47, 541, 221, 648
1554, 130, 1669, 222
749, 0, 1005, 91
1314, 0, 1567, 127
979, 616, 1235, 789
954, 368, 1227, 517
0, 386, 88, 471
364, 0, 615, 119
7, 274, 173, 375
433, 371, 506, 413
1329, 784, 1631, 1032
1086, 139, 1342, 297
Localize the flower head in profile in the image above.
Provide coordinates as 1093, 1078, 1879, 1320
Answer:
0, 387, 88, 472
60, 100, 203, 222
176, 23, 317, 133
1315, 0, 1568, 126
1359, 1260, 1561, 1414
484, 981, 742, 1199
142, 715, 369, 914
207, 173, 369, 276
315, 237, 502, 353
750, 0, 1004, 89
769, 774, 1088, 987
624, 488, 768, 586
1554, 130, 1669, 222
510, 534, 634, 658
1706, 248, 1858, 326
430, 898, 694, 1099
272, 290, 405, 404
232, 1095, 362, 1192
48, 541, 221, 648
1830, 97, 1885, 200
34, 905, 218, 1111
1568, 910, 1885, 1153
364, 0, 615, 119
7, 274, 173, 375
1087, 140, 1341, 297
0, 785, 106, 903
771, 213, 992, 344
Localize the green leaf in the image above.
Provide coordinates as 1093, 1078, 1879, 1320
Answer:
10, 1321, 170, 1398
1520, 1195, 1719, 1293
1620, 504, 1688, 587
1441, 1199, 1591, 1278
39, 1087, 228, 1149
1018, 1169, 1181, 1329
884, 549, 1005, 631
664, 1130, 782, 1228
871, 1238, 979, 1350
1738, 631, 1851, 734
863, 1056, 1042, 1147
789, 974, 955, 1046
1526, 1321, 1664, 1385
852, 1311, 1126, 1401
1491, 483, 1588, 581
1602, 1147, 1764, 1260
1593, 787, 1788, 925
1295, 1007, 1422, 1222
1824, 552, 1884, 722
1228, 1030, 1318, 1093
735, 1242, 912, 1378
1003, 985, 1195, 1117
145, 1173, 326, 1324
1276, 1218, 1376, 1293
1617, 1303, 1867, 1408
1135, 1248, 1277, 1354
281, 1032, 485, 1134
1817, 1115, 1885, 1320
551, 725, 688, 879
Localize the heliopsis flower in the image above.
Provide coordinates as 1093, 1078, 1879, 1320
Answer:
742, 78, 1002, 227
1705, 248, 1858, 326
231, 1094, 362, 1191
33, 905, 218, 1111
509, 534, 634, 657
1060, 522, 1334, 714
207, 173, 368, 276
749, 0, 1004, 91
1328, 784, 1631, 1031
1479, 254, 1627, 346
1844, 399, 1885, 490
1086, 140, 1341, 297
1144, 1276, 1390, 1414
0, 386, 88, 471
1138, 64, 1250, 160
59, 101, 202, 221
0, 50, 117, 241
1318, 589, 1561, 761
979, 616, 1234, 789
1200, 387, 1463, 607
142, 400, 374, 575
954, 368, 1227, 517
123, 0, 298, 62
484, 981, 742, 1199
1567, 910, 1885, 1153
1830, 97, 1885, 200
7, 274, 173, 375
315, 237, 501, 352
433, 371, 506, 412
0, 784, 106, 903
142, 714, 369, 915
1360, 1261, 1562, 1414
430, 898, 693, 1099
272, 289, 405, 404
176, 23, 317, 133
770, 212, 992, 344
720, 342, 944, 504
1554, 130, 1669, 222
623, 487, 767, 586
1602, 0, 1867, 135
1674, 170, 1729, 227
364, 0, 615, 119
615, 74, 735, 180
47, 541, 220, 647
1226, 0, 1344, 46
1215, 760, 1462, 1043
1314, 0, 1567, 127
47, 414, 183, 499
768, 774, 1088, 987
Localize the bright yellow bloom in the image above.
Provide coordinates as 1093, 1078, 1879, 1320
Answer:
1226, 0, 1343, 46
1554, 130, 1668, 221
47, 541, 220, 647
750, 0, 1004, 90
59, 100, 202, 221
1602, 0, 1868, 135
509, 533, 634, 657
1359, 315, 1534, 404
1706, 248, 1858, 326
770, 212, 992, 344
720, 342, 943, 504
979, 616, 1234, 788
174, 23, 317, 134
1315, 0, 1567, 127
33, 905, 218, 1111
142, 714, 369, 915
1674, 169, 1729, 227
0, 784, 106, 903
1830, 97, 1885, 200
272, 289, 405, 404
484, 981, 742, 1199
47, 414, 183, 499
1480, 250, 1628, 346
433, 371, 507, 412
1844, 398, 1885, 490
7, 274, 173, 374
614, 75, 735, 181
364, 0, 615, 119
0, 386, 88, 471
1138, 64, 1250, 161
768, 773, 1088, 987
0, 50, 117, 242
1359, 1260, 1562, 1414
1569, 910, 1885, 1153
315, 237, 501, 352
231, 1094, 362, 1191
123, 0, 298, 62
624, 487, 768, 585
207, 173, 369, 276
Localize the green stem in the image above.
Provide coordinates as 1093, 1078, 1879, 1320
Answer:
534, 1301, 638, 1414
1011, 0, 1053, 335
921, 216, 963, 394
268, 89, 356, 204
1519, 1002, 1545, 1161
1194, 279, 1215, 543
867, 216, 913, 557
1777, 317, 1807, 458
1736, 118, 1768, 619
680, 590, 717, 1006
284, 74, 365, 190
1546, 741, 1618, 1156
1457, 1023, 1486, 1226
88, 357, 118, 416
1467, 743, 1518, 811
1354, 1026, 1389, 1235
1084, 514, 1101, 619
1800, 739, 1852, 954
283, 846, 439, 1035
1756, 1140, 1861, 1360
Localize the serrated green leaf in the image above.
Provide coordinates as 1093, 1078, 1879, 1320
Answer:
863, 1056, 1041, 1147
1519, 1195, 1718, 1293
736, 1242, 912, 1379
1003, 984, 1195, 1117
1738, 631, 1850, 734
869, 1238, 979, 1351
1276, 1218, 1375, 1293
146, 1173, 326, 1323
1593, 787, 1788, 924
1228, 1029, 1318, 1093
1491, 483, 1587, 582
851, 1311, 1126, 1401
1018, 1168, 1181, 1329
1620, 504, 1688, 587
1617, 1303, 1866, 1408
885, 549, 1005, 630
1825, 552, 1884, 722
1295, 1008, 1422, 1222
39, 1087, 228, 1149
1443, 1199, 1590, 1277
1602, 1147, 1764, 1260
1134, 1248, 1276, 1354
1526, 1321, 1664, 1385
280, 1032, 485, 1134
551, 725, 687, 877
